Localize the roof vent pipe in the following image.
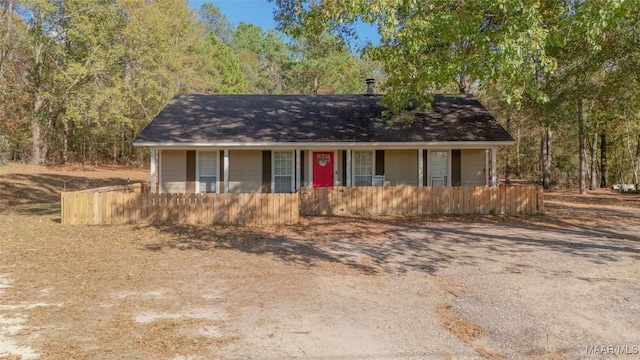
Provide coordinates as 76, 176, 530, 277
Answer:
365, 78, 375, 95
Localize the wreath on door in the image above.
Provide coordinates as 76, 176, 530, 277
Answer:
316, 154, 330, 167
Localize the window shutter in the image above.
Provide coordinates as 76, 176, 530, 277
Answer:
262, 151, 272, 193
423, 150, 428, 186
375, 150, 385, 176
452, 150, 461, 186
219, 154, 224, 193
342, 151, 347, 185
186, 150, 196, 193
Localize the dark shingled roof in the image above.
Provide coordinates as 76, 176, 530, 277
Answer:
133, 94, 513, 145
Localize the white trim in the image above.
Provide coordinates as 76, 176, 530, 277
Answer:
372, 150, 376, 185
448, 149, 452, 186
295, 149, 301, 191
150, 148, 157, 194
270, 152, 275, 194
346, 150, 351, 187
134, 141, 515, 149
158, 150, 163, 194
491, 147, 497, 187
418, 149, 423, 187
334, 150, 338, 186
223, 149, 229, 193
308, 150, 313, 188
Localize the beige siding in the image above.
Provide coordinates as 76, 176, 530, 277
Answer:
160, 150, 186, 193
461, 149, 486, 186
229, 150, 262, 193
385, 150, 418, 186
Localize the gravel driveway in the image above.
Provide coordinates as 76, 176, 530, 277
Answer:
213, 192, 640, 359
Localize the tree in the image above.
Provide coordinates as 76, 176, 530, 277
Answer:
272, 0, 557, 112
0, 0, 235, 164
231, 23, 289, 94
189, 33, 246, 94
285, 32, 362, 94
198, 2, 234, 44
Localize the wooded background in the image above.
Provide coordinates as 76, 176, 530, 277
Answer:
1, 0, 638, 192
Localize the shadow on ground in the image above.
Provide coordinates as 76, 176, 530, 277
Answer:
0, 173, 135, 215
144, 200, 640, 277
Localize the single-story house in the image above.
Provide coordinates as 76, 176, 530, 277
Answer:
133, 90, 514, 194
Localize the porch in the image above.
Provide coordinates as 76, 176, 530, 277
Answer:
150, 147, 502, 195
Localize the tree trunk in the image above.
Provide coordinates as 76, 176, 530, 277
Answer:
546, 125, 552, 189
516, 127, 521, 177
541, 126, 552, 190
590, 122, 598, 190
30, 42, 48, 165
457, 73, 469, 94
632, 129, 640, 189
578, 98, 586, 195
0, 0, 14, 75
600, 130, 608, 188
62, 121, 69, 164
505, 116, 512, 184
540, 130, 545, 186
31, 96, 45, 165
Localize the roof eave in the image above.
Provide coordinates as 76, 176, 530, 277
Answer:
133, 140, 515, 149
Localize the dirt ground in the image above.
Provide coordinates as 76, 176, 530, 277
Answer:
1, 163, 639, 359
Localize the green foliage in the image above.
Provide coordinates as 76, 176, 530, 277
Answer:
270, 0, 639, 187
1, 0, 248, 164
284, 32, 363, 94
231, 23, 289, 94
198, 2, 234, 44
272, 0, 557, 111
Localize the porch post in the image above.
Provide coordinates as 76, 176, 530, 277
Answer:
295, 149, 301, 191
223, 149, 229, 193
346, 149, 351, 187
418, 148, 423, 187
491, 147, 497, 186
334, 150, 339, 186
150, 148, 157, 193
308, 150, 313, 189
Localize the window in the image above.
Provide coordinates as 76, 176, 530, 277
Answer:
274, 151, 293, 193
353, 151, 373, 186
198, 151, 217, 193
429, 151, 449, 187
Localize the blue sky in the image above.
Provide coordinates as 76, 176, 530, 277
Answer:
186, 0, 380, 47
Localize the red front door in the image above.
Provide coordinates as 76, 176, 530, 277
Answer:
312, 152, 334, 187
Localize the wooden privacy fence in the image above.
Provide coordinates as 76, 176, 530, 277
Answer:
61, 185, 299, 225
62, 184, 542, 225
300, 185, 543, 216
